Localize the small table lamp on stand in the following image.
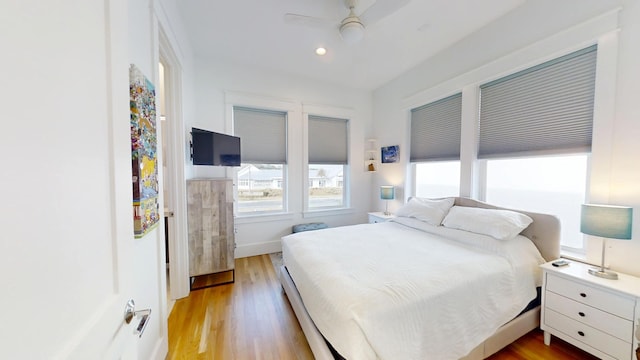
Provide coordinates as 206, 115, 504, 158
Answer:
580, 204, 633, 280
380, 186, 394, 215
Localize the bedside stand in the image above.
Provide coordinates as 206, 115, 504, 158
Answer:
368, 212, 396, 224
540, 260, 640, 360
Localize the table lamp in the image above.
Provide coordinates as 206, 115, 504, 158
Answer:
580, 204, 633, 280
380, 186, 394, 215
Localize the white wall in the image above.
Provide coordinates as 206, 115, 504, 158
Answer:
372, 0, 640, 276
603, 0, 640, 276
189, 58, 373, 257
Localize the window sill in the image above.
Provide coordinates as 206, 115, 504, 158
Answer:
235, 212, 295, 224
560, 248, 591, 265
303, 208, 355, 218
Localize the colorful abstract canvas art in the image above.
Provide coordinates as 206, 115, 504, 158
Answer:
130, 64, 159, 238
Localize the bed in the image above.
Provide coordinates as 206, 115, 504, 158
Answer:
280, 197, 560, 360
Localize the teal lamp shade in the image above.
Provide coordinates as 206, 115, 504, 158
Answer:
580, 204, 632, 239
580, 204, 632, 280
380, 186, 394, 215
380, 186, 395, 200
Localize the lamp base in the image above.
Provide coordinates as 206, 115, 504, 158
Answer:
588, 267, 619, 280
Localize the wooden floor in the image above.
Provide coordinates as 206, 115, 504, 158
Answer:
168, 255, 599, 360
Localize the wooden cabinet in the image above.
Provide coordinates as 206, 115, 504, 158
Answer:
541, 260, 640, 360
187, 179, 235, 285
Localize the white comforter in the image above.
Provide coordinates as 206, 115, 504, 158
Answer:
282, 218, 546, 360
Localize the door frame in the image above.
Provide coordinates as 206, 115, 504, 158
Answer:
158, 26, 190, 300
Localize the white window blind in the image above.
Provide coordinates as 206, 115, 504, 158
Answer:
233, 107, 287, 164
410, 93, 462, 162
308, 115, 348, 164
478, 45, 597, 158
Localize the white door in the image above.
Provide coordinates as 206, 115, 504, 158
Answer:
0, 0, 140, 358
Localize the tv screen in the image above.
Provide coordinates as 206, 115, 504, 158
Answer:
191, 128, 241, 166
192, 128, 214, 165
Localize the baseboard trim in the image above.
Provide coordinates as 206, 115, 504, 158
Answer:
235, 240, 282, 258
150, 335, 168, 360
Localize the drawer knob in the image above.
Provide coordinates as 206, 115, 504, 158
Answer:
579, 292, 587, 298
578, 312, 585, 317
578, 331, 585, 337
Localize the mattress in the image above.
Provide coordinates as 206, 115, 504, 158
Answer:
282, 219, 546, 360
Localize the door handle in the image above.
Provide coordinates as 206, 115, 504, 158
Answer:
124, 299, 152, 338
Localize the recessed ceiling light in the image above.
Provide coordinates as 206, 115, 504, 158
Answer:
315, 47, 327, 56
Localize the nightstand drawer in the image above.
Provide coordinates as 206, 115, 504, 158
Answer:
545, 291, 633, 341
545, 309, 632, 360
546, 274, 635, 319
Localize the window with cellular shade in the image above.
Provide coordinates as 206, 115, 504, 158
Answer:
233, 106, 287, 164
410, 93, 462, 162
308, 115, 348, 165
478, 45, 597, 158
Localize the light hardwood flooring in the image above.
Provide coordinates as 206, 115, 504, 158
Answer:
168, 255, 599, 360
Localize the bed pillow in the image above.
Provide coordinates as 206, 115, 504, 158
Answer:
441, 206, 533, 241
395, 197, 455, 226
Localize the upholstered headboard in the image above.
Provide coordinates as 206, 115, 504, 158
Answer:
453, 197, 561, 261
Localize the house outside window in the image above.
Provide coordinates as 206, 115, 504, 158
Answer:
309, 164, 344, 208
236, 163, 284, 213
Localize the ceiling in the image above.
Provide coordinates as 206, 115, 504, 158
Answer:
178, 0, 527, 91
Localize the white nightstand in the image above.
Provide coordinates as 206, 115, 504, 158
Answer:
540, 260, 640, 360
367, 212, 396, 224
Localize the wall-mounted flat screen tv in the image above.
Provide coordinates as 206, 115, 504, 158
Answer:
191, 128, 241, 166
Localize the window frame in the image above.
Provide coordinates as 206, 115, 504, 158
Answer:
406, 38, 615, 254
409, 92, 464, 200
474, 45, 597, 252
225, 93, 299, 220
302, 105, 353, 215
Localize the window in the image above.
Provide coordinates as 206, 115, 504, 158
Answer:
485, 155, 588, 250
415, 161, 461, 198
233, 107, 287, 214
309, 164, 344, 208
236, 164, 284, 213
410, 93, 462, 198
308, 115, 349, 209
478, 46, 596, 158
479, 46, 596, 250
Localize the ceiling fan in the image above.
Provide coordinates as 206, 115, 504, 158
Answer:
284, 0, 410, 44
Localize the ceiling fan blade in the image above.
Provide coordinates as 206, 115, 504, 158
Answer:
284, 13, 335, 28
359, 0, 410, 25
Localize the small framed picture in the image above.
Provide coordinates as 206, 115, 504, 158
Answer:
381, 145, 399, 163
